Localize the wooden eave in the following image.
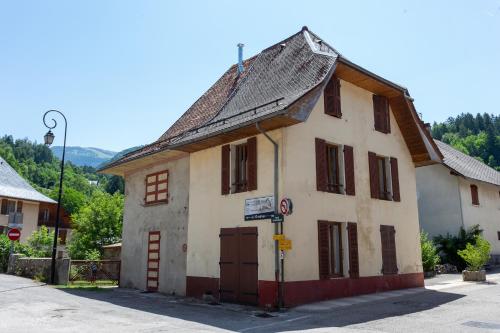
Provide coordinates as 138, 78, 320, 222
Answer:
335, 58, 442, 166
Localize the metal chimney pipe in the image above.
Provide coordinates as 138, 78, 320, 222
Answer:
237, 43, 244, 74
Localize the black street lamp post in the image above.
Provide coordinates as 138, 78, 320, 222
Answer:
43, 110, 67, 284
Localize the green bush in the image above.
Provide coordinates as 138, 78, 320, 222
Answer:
420, 231, 440, 272
0, 234, 34, 272
26, 226, 55, 258
84, 249, 101, 261
434, 225, 482, 270
457, 235, 491, 271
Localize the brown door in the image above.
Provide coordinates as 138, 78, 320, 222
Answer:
219, 227, 258, 305
146, 231, 161, 291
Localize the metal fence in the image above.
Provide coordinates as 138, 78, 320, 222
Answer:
69, 260, 121, 285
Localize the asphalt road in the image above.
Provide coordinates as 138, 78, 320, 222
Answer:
1, 273, 500, 333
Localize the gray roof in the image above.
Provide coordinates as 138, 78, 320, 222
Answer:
166, 28, 337, 145
0, 156, 56, 203
435, 140, 500, 186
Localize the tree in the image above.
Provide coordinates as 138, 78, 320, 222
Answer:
68, 191, 124, 259
27, 226, 55, 258
105, 175, 124, 194
50, 187, 86, 215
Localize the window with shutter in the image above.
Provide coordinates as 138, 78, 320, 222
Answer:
324, 76, 341, 118
470, 184, 479, 205
233, 143, 248, 193
246, 137, 257, 191
347, 222, 359, 278
144, 170, 169, 205
221, 145, 230, 195
390, 157, 400, 202
373, 95, 390, 133
326, 144, 341, 193
380, 225, 398, 275
344, 145, 355, 196
317, 221, 343, 278
315, 138, 327, 192
368, 152, 379, 199
1, 199, 7, 215
17, 201, 23, 213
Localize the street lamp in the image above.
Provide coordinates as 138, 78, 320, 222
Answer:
43, 110, 67, 284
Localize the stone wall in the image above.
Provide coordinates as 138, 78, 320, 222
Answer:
7, 254, 69, 284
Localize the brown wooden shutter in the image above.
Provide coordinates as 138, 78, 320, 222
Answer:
324, 76, 341, 118
470, 185, 479, 205
0, 199, 7, 215
247, 137, 257, 191
221, 145, 231, 195
384, 98, 391, 133
315, 138, 327, 192
373, 95, 390, 133
390, 157, 400, 202
347, 222, 359, 278
344, 145, 355, 196
16, 201, 23, 213
318, 221, 330, 279
380, 225, 398, 275
368, 152, 379, 199
373, 95, 382, 131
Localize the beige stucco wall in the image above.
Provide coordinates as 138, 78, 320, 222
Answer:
121, 155, 189, 295
416, 164, 464, 238
19, 202, 39, 243
0, 199, 40, 243
187, 79, 423, 282
458, 178, 500, 255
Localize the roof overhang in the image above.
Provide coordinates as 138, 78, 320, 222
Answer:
99, 149, 189, 177
335, 57, 443, 166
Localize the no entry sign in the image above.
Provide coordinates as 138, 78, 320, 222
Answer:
7, 228, 21, 241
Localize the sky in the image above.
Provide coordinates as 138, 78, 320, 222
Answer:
0, 1, 499, 152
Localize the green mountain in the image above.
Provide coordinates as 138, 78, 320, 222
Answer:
51, 146, 117, 168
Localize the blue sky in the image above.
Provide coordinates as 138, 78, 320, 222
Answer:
1, 1, 499, 151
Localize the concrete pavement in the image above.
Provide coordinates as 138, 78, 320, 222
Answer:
1, 272, 500, 332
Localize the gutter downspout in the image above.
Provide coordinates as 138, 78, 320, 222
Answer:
256, 122, 283, 309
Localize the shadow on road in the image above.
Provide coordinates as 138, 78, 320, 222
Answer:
57, 287, 465, 332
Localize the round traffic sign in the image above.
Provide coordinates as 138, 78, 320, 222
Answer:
7, 228, 21, 241
280, 198, 293, 216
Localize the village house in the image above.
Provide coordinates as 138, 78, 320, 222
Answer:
417, 140, 500, 265
0, 156, 72, 247
100, 27, 442, 307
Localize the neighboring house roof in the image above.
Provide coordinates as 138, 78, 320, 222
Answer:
435, 140, 500, 186
0, 156, 56, 203
100, 27, 440, 174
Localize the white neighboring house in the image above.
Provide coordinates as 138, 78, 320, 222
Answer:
416, 140, 500, 265
0, 156, 71, 247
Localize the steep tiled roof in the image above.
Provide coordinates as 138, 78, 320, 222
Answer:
436, 140, 500, 186
0, 156, 56, 203
101, 28, 338, 170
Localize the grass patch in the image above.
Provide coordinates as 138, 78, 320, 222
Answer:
55, 280, 117, 291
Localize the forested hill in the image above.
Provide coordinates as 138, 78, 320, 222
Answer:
431, 113, 500, 171
51, 146, 117, 168
0, 135, 124, 214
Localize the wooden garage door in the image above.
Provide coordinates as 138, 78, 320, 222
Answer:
219, 227, 258, 305
146, 231, 160, 291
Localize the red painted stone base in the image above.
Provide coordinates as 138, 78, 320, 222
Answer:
186, 276, 219, 298
281, 272, 424, 307
186, 273, 424, 307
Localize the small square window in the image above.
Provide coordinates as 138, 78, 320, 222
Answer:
144, 170, 169, 205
